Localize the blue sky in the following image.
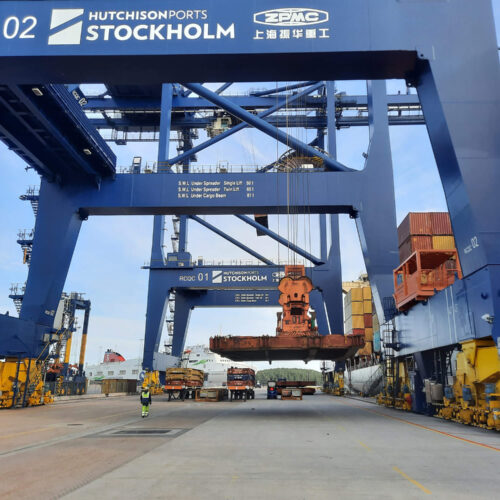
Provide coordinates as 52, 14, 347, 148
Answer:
1, 6, 499, 370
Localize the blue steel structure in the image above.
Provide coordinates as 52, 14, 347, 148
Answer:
0, 0, 498, 414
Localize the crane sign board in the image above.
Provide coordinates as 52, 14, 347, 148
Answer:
0, 1, 338, 54
0, 0, 495, 84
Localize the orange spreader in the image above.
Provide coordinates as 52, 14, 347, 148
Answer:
210, 265, 364, 361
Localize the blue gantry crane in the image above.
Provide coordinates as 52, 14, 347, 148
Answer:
0, 1, 497, 425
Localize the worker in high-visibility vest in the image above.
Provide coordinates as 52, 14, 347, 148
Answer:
140, 386, 152, 417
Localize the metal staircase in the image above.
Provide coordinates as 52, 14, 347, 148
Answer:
8, 283, 25, 314
381, 320, 399, 405
20, 186, 39, 216
13, 341, 51, 408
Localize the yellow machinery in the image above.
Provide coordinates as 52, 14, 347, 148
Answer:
437, 339, 500, 431
332, 371, 345, 396
0, 357, 53, 408
322, 370, 344, 396
142, 370, 163, 395
377, 358, 412, 411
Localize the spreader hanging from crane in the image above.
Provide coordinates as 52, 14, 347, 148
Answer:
210, 265, 364, 362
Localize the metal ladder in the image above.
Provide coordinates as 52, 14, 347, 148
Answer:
13, 342, 51, 408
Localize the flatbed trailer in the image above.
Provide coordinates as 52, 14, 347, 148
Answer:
165, 385, 201, 401
276, 380, 316, 396
228, 385, 255, 401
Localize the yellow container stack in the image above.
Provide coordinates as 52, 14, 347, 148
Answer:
343, 280, 377, 357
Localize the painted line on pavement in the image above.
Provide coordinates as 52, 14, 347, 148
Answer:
358, 440, 371, 451
0, 427, 51, 440
365, 409, 500, 452
331, 397, 500, 452
393, 466, 431, 495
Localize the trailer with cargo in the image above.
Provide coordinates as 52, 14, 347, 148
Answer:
165, 368, 204, 401
276, 379, 316, 396
227, 367, 255, 401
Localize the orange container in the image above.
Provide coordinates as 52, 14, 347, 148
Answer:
430, 212, 452, 235
363, 314, 372, 328
399, 235, 433, 263
346, 328, 365, 336
398, 213, 432, 245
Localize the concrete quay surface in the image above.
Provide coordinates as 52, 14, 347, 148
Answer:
0, 391, 498, 499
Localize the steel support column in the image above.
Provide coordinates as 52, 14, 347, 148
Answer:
354, 80, 399, 322
19, 182, 83, 330
143, 271, 171, 369
143, 84, 173, 369
318, 81, 344, 334
171, 290, 192, 357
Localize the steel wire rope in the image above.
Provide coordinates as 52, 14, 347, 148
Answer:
304, 87, 312, 268
275, 81, 281, 268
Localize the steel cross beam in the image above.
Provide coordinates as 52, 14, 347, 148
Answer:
83, 93, 421, 113
183, 83, 351, 172
189, 215, 274, 265
215, 82, 233, 94
163, 81, 324, 168
235, 215, 323, 266
89, 114, 426, 134
251, 81, 318, 97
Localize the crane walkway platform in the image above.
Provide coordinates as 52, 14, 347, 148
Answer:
0, 393, 498, 499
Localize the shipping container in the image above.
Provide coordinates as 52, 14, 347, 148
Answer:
432, 235, 456, 250
346, 328, 365, 336
430, 212, 452, 235
365, 327, 374, 341
399, 235, 433, 263
349, 301, 364, 315
350, 288, 364, 302
363, 300, 372, 314
372, 313, 380, 331
373, 331, 381, 352
364, 314, 373, 328
345, 315, 364, 332
343, 292, 350, 309
362, 287, 372, 300
101, 379, 137, 394
398, 212, 432, 245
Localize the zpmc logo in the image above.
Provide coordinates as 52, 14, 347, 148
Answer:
253, 8, 329, 27
48, 9, 84, 45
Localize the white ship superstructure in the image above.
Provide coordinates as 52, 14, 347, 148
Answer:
182, 345, 254, 387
